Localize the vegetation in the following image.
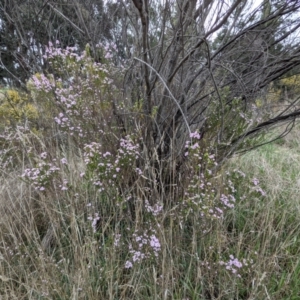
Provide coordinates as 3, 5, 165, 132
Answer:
1, 0, 300, 299
0, 89, 38, 128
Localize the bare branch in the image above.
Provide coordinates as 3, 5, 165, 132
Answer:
134, 56, 191, 136
46, 2, 85, 34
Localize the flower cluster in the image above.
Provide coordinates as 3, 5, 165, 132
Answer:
21, 152, 69, 191
83, 136, 140, 191
145, 199, 163, 216
96, 42, 118, 61
21, 157, 60, 191
219, 255, 254, 277
31, 73, 55, 93
44, 41, 82, 61
124, 228, 161, 269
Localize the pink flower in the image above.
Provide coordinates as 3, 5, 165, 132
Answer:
125, 261, 133, 269
190, 132, 201, 139
60, 158, 68, 165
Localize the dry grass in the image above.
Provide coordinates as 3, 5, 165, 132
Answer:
1, 121, 300, 299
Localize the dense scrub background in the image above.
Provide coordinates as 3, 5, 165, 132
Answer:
0, 41, 299, 300
1, 1, 300, 299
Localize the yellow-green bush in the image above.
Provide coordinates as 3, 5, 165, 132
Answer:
0, 89, 38, 127
265, 75, 300, 103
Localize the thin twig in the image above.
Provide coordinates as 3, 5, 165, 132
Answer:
134, 57, 191, 137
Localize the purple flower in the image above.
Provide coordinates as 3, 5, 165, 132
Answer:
60, 158, 68, 165
190, 132, 201, 139
125, 261, 133, 269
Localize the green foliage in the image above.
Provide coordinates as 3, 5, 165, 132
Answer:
201, 86, 260, 154
0, 89, 38, 127
263, 74, 300, 104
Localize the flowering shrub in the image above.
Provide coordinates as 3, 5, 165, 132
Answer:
13, 42, 257, 287
183, 132, 236, 220
83, 136, 140, 192
21, 152, 69, 192
22, 160, 60, 192
27, 41, 123, 147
